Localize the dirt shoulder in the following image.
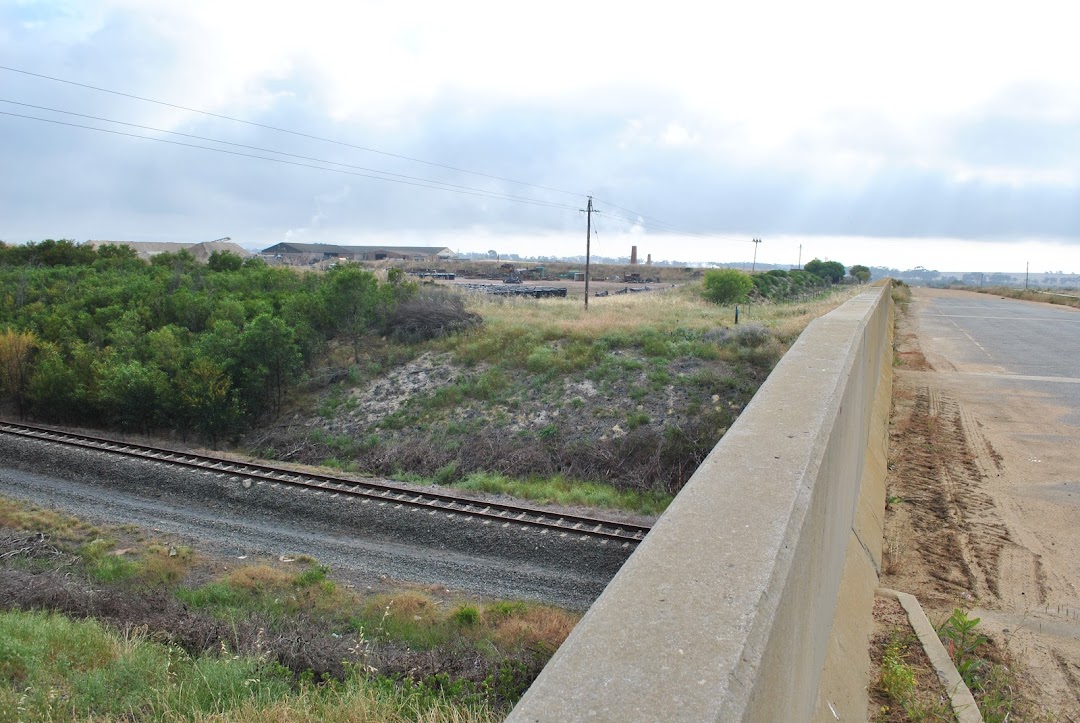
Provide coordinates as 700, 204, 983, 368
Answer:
883, 287, 1080, 719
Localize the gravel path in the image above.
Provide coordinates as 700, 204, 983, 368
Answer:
0, 435, 631, 610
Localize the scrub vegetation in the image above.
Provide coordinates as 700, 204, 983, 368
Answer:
0, 495, 575, 720
0, 239, 864, 511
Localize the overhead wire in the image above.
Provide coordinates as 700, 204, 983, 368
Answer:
0, 64, 584, 199
0, 99, 578, 210
1, 64, 757, 243
0, 110, 580, 211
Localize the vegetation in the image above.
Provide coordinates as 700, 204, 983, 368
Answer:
701, 268, 753, 304
749, 269, 830, 301
873, 629, 954, 721
850, 264, 872, 283
804, 258, 847, 283
1, 239, 860, 504
0, 240, 416, 444
259, 284, 862, 500
936, 609, 1028, 723
0, 495, 577, 719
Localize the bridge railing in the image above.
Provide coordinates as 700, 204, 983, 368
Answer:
508, 284, 893, 722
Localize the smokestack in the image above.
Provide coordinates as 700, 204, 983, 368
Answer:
630, 245, 638, 265
646, 253, 652, 265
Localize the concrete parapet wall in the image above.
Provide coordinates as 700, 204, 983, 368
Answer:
508, 285, 893, 722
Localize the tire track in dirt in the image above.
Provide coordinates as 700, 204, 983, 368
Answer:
886, 383, 1012, 603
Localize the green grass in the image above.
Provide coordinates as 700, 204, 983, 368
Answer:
452, 472, 671, 516
0, 609, 500, 722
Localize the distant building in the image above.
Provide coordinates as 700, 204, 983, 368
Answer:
260, 243, 454, 264
88, 240, 252, 262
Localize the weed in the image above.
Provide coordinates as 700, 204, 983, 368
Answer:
453, 605, 480, 627
625, 411, 650, 430
937, 608, 988, 687
452, 472, 671, 515
435, 461, 461, 484
879, 633, 916, 702
80, 538, 139, 583
537, 424, 559, 440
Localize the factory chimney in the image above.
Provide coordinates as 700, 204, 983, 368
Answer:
630, 245, 638, 265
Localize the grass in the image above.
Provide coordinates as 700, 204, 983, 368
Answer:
451, 472, 671, 516
0, 494, 581, 717
0, 609, 500, 722
444, 284, 863, 370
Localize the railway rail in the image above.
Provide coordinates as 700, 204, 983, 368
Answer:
0, 421, 651, 547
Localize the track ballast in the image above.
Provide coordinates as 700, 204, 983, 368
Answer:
0, 422, 651, 547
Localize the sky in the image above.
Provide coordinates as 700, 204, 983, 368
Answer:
1, 0, 1079, 272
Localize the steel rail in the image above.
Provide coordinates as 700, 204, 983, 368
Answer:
0, 421, 651, 545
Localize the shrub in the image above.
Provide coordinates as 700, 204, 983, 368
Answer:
388, 290, 481, 342
701, 269, 753, 304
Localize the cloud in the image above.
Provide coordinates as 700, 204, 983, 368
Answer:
2, 0, 1080, 264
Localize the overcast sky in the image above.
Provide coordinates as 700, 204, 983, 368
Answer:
2, 0, 1078, 272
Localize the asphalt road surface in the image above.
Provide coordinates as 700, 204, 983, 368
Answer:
915, 289, 1080, 423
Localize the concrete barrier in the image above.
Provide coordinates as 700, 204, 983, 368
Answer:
508, 285, 893, 722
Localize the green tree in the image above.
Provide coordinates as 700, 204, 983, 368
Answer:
238, 314, 302, 414
94, 358, 170, 433
207, 250, 244, 272
177, 357, 242, 447
701, 269, 754, 304
849, 264, 871, 283
322, 265, 380, 362
804, 258, 846, 283
28, 346, 83, 423
0, 327, 37, 418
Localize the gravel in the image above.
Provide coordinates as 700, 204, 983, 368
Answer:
0, 434, 634, 610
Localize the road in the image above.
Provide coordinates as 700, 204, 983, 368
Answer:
889, 287, 1080, 717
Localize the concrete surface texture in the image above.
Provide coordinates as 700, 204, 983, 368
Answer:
507, 285, 893, 722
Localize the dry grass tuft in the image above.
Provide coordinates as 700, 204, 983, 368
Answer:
489, 605, 578, 651
0, 496, 102, 544
365, 591, 441, 624
226, 564, 295, 592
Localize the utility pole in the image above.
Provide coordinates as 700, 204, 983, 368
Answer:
1026, 261, 1029, 289
751, 238, 762, 274
798, 244, 802, 270
583, 196, 593, 310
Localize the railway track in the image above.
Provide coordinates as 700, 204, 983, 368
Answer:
0, 422, 651, 547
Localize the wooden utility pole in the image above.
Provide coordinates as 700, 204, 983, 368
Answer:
584, 196, 593, 309
751, 237, 762, 273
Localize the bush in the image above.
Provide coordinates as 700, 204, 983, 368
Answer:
388, 290, 481, 342
701, 269, 753, 304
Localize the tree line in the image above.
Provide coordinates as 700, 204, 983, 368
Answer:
0, 240, 416, 445
701, 259, 871, 304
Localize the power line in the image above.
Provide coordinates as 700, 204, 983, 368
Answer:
0, 99, 577, 210
0, 110, 581, 211
1, 65, 758, 242
1, 65, 754, 242
0, 64, 584, 200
